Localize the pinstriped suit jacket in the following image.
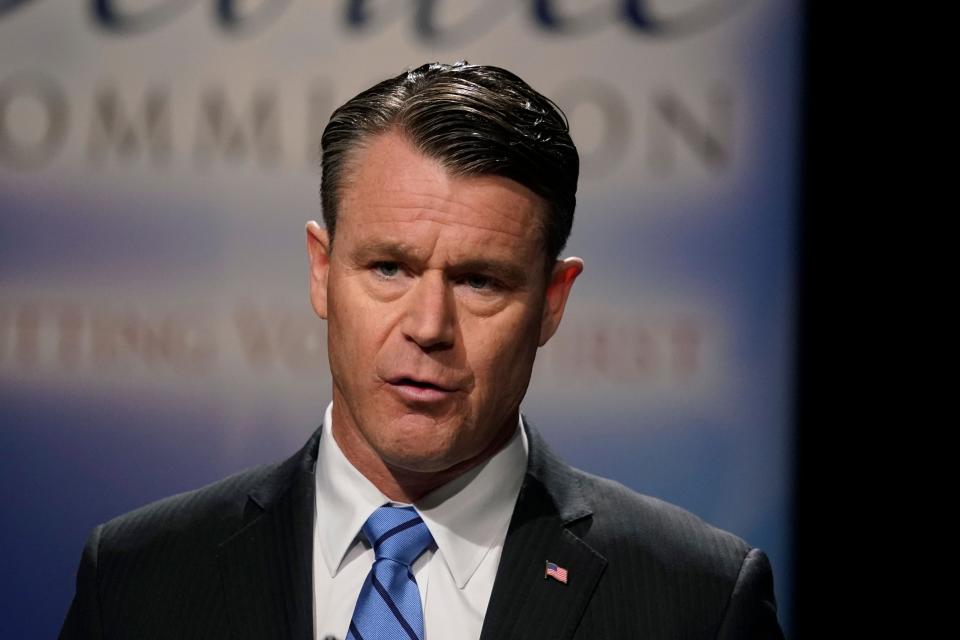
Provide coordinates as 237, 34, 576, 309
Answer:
60, 419, 785, 639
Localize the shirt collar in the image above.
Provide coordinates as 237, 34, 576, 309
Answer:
314, 401, 529, 589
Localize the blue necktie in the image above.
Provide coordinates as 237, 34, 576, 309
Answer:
346, 506, 434, 640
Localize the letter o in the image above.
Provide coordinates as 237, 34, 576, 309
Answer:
0, 72, 68, 171
553, 79, 630, 180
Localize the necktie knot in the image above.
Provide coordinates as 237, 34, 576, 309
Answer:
347, 505, 433, 640
362, 505, 433, 568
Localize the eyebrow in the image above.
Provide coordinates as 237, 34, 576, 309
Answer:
350, 241, 529, 285
452, 259, 528, 286
349, 241, 425, 265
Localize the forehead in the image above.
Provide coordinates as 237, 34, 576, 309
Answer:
337, 132, 546, 258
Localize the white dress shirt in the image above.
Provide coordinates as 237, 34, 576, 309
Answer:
312, 402, 529, 640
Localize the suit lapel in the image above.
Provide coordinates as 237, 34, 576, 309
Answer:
480, 420, 608, 640
217, 428, 322, 640
214, 420, 605, 640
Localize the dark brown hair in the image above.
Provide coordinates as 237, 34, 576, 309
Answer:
320, 61, 579, 263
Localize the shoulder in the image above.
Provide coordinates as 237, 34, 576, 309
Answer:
96, 462, 276, 554
522, 419, 754, 582
559, 467, 782, 638
94, 426, 322, 553
516, 425, 784, 636
570, 466, 752, 579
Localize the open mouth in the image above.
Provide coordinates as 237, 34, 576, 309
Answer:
393, 378, 453, 392
386, 376, 459, 402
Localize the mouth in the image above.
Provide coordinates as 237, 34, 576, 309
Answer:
386, 376, 460, 403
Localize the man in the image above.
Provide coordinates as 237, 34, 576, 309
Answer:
61, 62, 785, 639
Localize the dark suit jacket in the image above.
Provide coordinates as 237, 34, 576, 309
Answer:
61, 419, 785, 639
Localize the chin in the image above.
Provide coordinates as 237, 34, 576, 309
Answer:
373, 413, 478, 472
381, 451, 459, 475
378, 438, 465, 475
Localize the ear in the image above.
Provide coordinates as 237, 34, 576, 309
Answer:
305, 221, 331, 319
538, 257, 583, 347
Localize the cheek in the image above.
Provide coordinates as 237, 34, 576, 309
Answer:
327, 294, 390, 374
464, 314, 540, 391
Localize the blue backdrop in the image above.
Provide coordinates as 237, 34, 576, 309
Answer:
1, 1, 800, 637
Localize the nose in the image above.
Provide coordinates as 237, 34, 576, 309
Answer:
401, 271, 456, 351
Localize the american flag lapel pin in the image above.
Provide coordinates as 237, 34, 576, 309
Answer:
545, 561, 569, 584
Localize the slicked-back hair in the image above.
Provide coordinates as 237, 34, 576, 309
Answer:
319, 61, 579, 266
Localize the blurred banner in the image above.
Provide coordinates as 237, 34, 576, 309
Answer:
1, 1, 800, 636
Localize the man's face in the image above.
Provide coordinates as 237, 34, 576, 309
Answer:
307, 132, 580, 478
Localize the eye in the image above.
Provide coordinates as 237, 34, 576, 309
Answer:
373, 262, 400, 278
463, 274, 496, 291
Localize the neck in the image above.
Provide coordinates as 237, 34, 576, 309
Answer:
331, 409, 517, 504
